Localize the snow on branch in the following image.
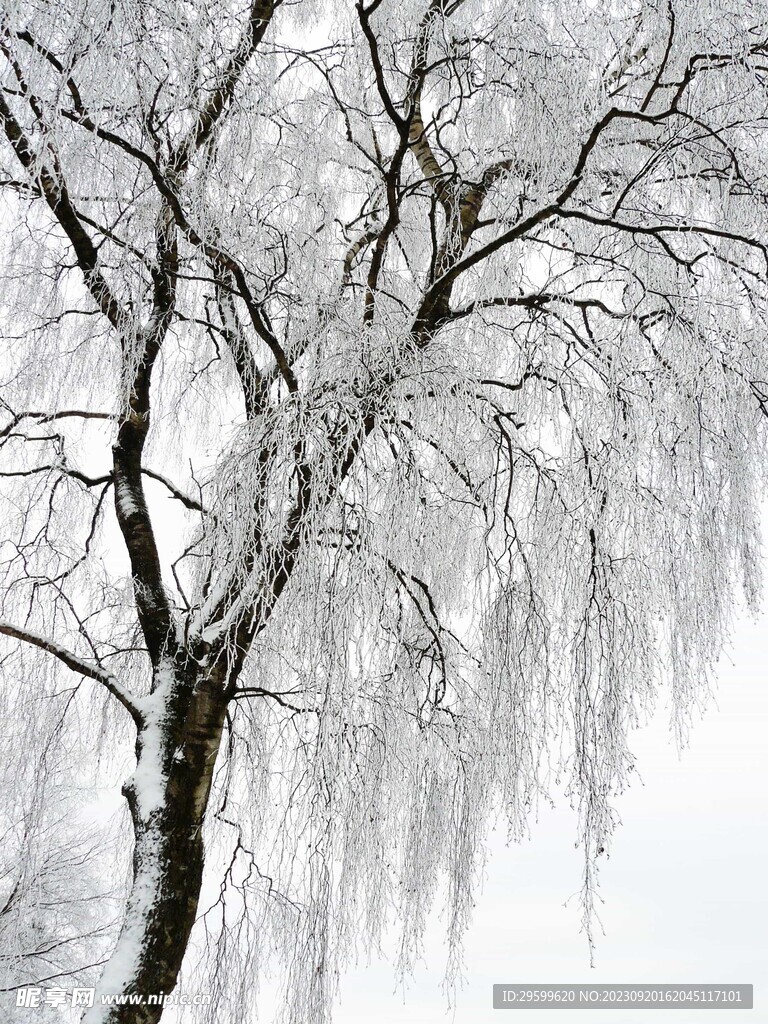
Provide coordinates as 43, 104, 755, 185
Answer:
0, 621, 142, 725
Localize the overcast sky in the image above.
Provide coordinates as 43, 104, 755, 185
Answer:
328, 597, 768, 1024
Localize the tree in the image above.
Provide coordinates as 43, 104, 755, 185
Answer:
1, 0, 767, 1020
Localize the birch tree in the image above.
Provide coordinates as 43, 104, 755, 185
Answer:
1, 0, 768, 1020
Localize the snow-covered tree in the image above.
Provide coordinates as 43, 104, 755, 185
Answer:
1, 0, 768, 1020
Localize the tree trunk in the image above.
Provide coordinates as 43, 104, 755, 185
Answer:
84, 665, 229, 1024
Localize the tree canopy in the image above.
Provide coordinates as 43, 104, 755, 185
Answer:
1, 0, 768, 1020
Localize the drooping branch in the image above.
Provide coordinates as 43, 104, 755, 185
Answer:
0, 410, 113, 441
141, 468, 206, 513
450, 292, 630, 322
557, 208, 768, 270
0, 461, 204, 512
0, 621, 142, 724
0, 464, 111, 487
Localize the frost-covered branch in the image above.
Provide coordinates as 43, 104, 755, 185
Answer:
0, 621, 142, 724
